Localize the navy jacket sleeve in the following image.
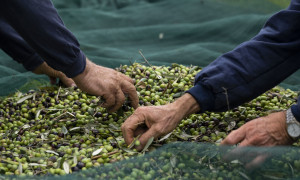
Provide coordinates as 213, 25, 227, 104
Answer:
0, 18, 44, 71
0, 0, 86, 78
187, 0, 300, 113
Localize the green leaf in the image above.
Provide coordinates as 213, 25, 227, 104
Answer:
159, 132, 172, 142
128, 135, 141, 149
17, 94, 34, 104
73, 155, 78, 167
164, 74, 178, 79
63, 161, 70, 174
92, 148, 103, 156
189, 66, 198, 74
62, 126, 68, 135
122, 148, 138, 154
69, 127, 81, 131
28, 163, 46, 167
45, 150, 59, 156
226, 121, 236, 131
109, 123, 119, 130
18, 163, 23, 174
141, 137, 154, 153
58, 157, 66, 169
87, 108, 95, 116
135, 78, 147, 87
173, 92, 184, 98
170, 155, 177, 168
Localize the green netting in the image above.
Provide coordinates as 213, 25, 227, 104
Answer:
1, 0, 300, 179
0, 0, 298, 96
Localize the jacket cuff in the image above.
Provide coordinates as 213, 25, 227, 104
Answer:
186, 83, 215, 113
62, 51, 86, 78
291, 102, 300, 123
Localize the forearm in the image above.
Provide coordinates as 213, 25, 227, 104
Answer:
0, 19, 44, 71
170, 93, 201, 121
188, 1, 300, 112
0, 0, 85, 78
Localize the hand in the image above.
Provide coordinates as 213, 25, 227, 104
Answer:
73, 58, 138, 112
33, 62, 76, 87
221, 111, 293, 169
122, 93, 200, 151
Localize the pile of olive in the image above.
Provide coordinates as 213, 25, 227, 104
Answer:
0, 63, 298, 178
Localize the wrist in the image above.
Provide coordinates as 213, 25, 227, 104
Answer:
170, 93, 201, 120
72, 58, 91, 84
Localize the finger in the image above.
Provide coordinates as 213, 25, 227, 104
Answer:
58, 73, 76, 87
108, 88, 125, 112
121, 113, 145, 145
121, 73, 134, 84
121, 81, 139, 109
136, 126, 161, 151
49, 76, 57, 85
221, 128, 246, 146
102, 93, 116, 109
245, 154, 268, 170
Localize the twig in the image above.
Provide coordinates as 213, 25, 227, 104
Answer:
139, 50, 162, 79
91, 151, 119, 160
55, 86, 61, 101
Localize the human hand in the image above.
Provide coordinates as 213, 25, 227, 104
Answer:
221, 111, 293, 169
73, 58, 138, 112
33, 62, 76, 87
122, 93, 200, 151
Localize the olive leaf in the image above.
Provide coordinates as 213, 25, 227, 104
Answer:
141, 137, 154, 153
238, 172, 251, 180
0, 159, 19, 165
62, 125, 68, 135
18, 162, 22, 174
173, 92, 185, 98
159, 132, 172, 142
226, 121, 236, 131
170, 155, 177, 168
66, 112, 75, 117
23, 124, 30, 129
109, 123, 119, 130
164, 74, 177, 79
45, 150, 59, 156
135, 78, 147, 87
88, 108, 95, 116
128, 135, 141, 149
188, 66, 198, 74
73, 155, 78, 166
288, 162, 294, 177
70, 127, 81, 131
28, 163, 46, 167
63, 161, 70, 174
174, 132, 194, 141
92, 148, 103, 156
121, 148, 138, 154
58, 157, 66, 169
17, 94, 34, 104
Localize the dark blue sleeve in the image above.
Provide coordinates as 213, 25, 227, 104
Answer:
0, 18, 44, 71
187, 0, 300, 113
0, 0, 86, 78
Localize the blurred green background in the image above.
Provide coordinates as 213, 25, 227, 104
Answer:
0, 0, 296, 96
